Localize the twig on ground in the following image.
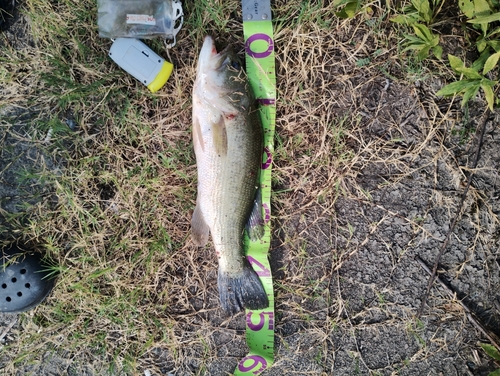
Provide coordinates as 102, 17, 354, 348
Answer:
416, 256, 500, 350
417, 110, 490, 318
335, 271, 373, 374
0, 317, 17, 343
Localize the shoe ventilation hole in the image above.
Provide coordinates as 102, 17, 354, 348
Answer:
2, 269, 37, 304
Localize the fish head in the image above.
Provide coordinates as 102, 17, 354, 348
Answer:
194, 36, 251, 112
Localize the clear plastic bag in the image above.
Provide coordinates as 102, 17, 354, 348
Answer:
97, 0, 183, 40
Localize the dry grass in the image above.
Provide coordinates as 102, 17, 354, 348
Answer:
1, 0, 499, 375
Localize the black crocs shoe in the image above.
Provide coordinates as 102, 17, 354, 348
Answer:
0, 0, 16, 32
0, 245, 55, 313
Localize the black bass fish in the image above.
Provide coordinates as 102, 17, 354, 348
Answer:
191, 36, 268, 315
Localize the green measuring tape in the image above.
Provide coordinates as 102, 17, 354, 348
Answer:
235, 1, 276, 375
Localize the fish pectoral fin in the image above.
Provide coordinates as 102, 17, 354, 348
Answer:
191, 201, 209, 246
212, 115, 228, 157
193, 115, 205, 152
246, 187, 265, 241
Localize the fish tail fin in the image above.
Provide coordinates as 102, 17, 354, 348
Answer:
218, 260, 269, 315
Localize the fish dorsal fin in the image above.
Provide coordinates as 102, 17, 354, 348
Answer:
212, 115, 228, 157
193, 115, 205, 152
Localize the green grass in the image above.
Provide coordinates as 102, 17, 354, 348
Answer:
1, 0, 201, 370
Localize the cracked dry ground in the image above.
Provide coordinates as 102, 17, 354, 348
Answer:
260, 77, 500, 375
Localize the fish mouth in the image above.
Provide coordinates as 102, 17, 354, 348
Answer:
202, 36, 231, 56
200, 36, 232, 69
201, 36, 218, 58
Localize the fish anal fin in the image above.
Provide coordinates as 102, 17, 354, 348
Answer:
246, 187, 265, 241
191, 201, 209, 246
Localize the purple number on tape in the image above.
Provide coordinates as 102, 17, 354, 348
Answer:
258, 98, 275, 105
238, 355, 268, 374
262, 147, 272, 170
247, 311, 275, 331
245, 33, 274, 58
262, 202, 270, 223
247, 255, 271, 277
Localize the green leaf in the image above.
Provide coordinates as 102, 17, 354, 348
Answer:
483, 51, 500, 74
459, 0, 475, 17
404, 34, 424, 43
488, 369, 500, 376
468, 12, 500, 24
412, 0, 432, 22
402, 25, 440, 60
477, 0, 492, 34
462, 84, 481, 105
488, 40, 500, 51
413, 23, 434, 42
403, 35, 426, 49
436, 79, 480, 96
481, 82, 495, 110
449, 54, 465, 70
462, 68, 484, 79
482, 77, 498, 87
417, 45, 431, 60
390, 14, 414, 24
480, 343, 500, 361
477, 37, 487, 52
448, 54, 483, 78
475, 0, 493, 34
431, 34, 439, 46
474, 0, 492, 15
433, 45, 443, 59
402, 45, 424, 55
472, 48, 492, 71
336, 1, 358, 18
